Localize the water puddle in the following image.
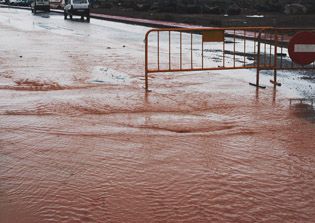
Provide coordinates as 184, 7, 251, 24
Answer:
88, 66, 131, 85
1, 7, 315, 223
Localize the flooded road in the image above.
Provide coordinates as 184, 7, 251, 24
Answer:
1, 8, 315, 223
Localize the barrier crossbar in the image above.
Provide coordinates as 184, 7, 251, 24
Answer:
144, 27, 315, 92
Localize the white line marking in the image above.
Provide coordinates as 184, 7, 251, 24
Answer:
295, 44, 315, 53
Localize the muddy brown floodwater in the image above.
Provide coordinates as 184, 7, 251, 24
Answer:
1, 8, 315, 223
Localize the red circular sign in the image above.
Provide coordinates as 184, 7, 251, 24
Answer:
288, 31, 315, 65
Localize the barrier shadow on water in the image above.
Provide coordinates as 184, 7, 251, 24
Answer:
289, 98, 315, 123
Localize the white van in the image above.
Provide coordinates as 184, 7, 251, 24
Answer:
64, 0, 90, 22
50, 0, 62, 9
31, 0, 50, 14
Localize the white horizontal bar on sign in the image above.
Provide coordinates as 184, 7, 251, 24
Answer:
294, 44, 315, 53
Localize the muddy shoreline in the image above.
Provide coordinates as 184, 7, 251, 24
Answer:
91, 7, 315, 28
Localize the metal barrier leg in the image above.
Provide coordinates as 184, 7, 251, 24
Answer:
270, 69, 281, 86
256, 68, 260, 86
249, 32, 266, 89
144, 33, 150, 93
270, 31, 281, 87
249, 68, 266, 89
145, 71, 151, 92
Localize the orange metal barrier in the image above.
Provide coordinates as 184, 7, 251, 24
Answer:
144, 27, 315, 92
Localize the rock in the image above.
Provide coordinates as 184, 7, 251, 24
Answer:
134, 2, 151, 11
284, 3, 307, 15
153, 0, 177, 13
255, 0, 281, 13
176, 1, 201, 14
203, 5, 224, 14
227, 3, 241, 15
91, 0, 113, 9
150, 2, 159, 11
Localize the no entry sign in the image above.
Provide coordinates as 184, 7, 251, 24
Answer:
288, 31, 315, 65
